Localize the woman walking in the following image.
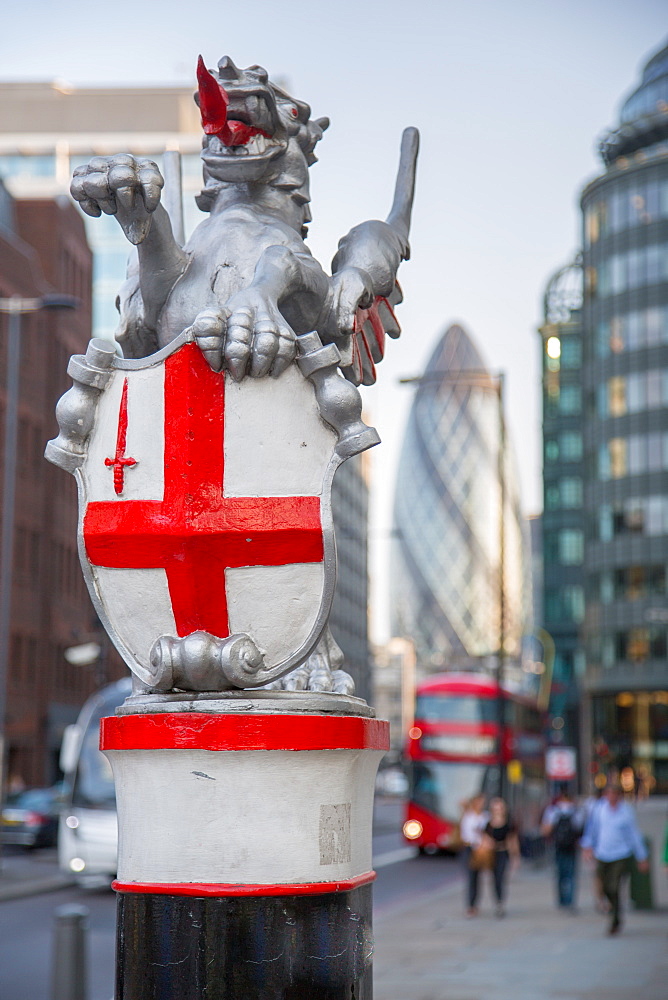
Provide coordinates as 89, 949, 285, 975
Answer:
460, 794, 489, 917
484, 797, 520, 917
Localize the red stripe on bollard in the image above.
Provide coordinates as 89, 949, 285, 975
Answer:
112, 871, 376, 896
100, 712, 389, 751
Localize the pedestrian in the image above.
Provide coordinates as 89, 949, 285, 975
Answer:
460, 794, 489, 917
581, 782, 649, 935
540, 785, 584, 911
582, 786, 608, 912
483, 797, 520, 917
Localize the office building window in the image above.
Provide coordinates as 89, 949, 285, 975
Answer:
560, 477, 583, 508
616, 628, 667, 663
559, 385, 581, 415
559, 432, 582, 461
559, 529, 583, 565
600, 496, 668, 539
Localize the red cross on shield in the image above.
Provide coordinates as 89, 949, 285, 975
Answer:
77, 339, 339, 686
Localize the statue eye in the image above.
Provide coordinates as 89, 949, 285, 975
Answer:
290, 107, 298, 118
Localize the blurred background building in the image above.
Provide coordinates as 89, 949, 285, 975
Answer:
372, 637, 416, 759
581, 40, 668, 794
540, 39, 668, 793
538, 257, 585, 749
391, 323, 529, 680
0, 180, 128, 787
0, 81, 203, 341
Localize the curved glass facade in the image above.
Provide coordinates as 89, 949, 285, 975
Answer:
539, 258, 585, 742
391, 324, 526, 674
599, 42, 668, 165
620, 43, 668, 124
578, 41, 668, 792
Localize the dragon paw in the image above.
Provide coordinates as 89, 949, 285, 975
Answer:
188, 289, 296, 380
71, 154, 164, 246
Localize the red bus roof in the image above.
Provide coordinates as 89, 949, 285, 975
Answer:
416, 672, 498, 697
415, 672, 540, 709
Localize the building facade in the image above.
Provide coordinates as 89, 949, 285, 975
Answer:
541, 40, 668, 792
391, 323, 527, 677
538, 258, 586, 748
581, 42, 668, 793
0, 81, 203, 342
0, 185, 127, 787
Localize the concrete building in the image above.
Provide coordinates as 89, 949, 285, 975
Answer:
0, 183, 126, 787
391, 323, 527, 678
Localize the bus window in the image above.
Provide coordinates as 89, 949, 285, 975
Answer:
411, 761, 495, 817
415, 695, 497, 723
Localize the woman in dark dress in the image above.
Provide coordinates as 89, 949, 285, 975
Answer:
484, 797, 521, 917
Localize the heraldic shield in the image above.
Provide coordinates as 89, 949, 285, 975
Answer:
46, 331, 379, 694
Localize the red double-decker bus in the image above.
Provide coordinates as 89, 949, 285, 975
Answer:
402, 672, 546, 853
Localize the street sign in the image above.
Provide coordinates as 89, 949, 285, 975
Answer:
546, 746, 577, 780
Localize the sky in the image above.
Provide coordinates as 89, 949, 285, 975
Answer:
1, 0, 666, 641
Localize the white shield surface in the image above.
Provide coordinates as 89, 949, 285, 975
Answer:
77, 337, 339, 684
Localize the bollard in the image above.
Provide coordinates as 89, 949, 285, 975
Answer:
46, 48, 416, 1000
52, 904, 89, 1000
102, 706, 387, 999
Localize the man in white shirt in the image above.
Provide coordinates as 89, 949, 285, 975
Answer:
581, 783, 648, 935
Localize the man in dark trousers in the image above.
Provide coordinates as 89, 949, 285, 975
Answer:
541, 785, 584, 911
581, 783, 649, 935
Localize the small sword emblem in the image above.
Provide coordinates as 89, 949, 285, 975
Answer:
105, 378, 137, 495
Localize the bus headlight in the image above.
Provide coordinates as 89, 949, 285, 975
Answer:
403, 819, 423, 840
69, 857, 86, 873
65, 815, 79, 829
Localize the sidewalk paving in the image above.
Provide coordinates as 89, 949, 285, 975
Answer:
0, 848, 73, 902
374, 797, 668, 1000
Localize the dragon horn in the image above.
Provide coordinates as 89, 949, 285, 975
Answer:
196, 55, 229, 136
386, 127, 420, 250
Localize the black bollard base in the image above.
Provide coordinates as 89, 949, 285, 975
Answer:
116, 884, 373, 1000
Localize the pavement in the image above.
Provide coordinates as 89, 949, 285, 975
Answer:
374, 797, 668, 1000
0, 847, 73, 902
1, 799, 666, 1000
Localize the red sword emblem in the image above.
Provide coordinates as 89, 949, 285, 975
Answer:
105, 378, 137, 495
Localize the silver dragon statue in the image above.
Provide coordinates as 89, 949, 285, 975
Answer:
61, 55, 419, 698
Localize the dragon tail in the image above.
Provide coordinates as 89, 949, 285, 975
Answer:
386, 127, 420, 249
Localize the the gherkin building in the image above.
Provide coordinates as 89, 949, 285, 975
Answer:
391, 324, 527, 674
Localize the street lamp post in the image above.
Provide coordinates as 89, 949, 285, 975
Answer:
0, 294, 78, 824
496, 373, 506, 800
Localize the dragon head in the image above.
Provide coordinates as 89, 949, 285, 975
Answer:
195, 56, 328, 186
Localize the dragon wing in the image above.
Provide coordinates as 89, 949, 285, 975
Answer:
328, 127, 419, 385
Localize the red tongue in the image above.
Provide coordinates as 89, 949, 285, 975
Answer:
196, 55, 269, 148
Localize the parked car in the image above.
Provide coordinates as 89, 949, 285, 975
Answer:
1, 787, 62, 848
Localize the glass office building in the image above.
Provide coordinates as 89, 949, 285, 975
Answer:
538, 257, 585, 746
579, 41, 668, 791
391, 324, 527, 676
